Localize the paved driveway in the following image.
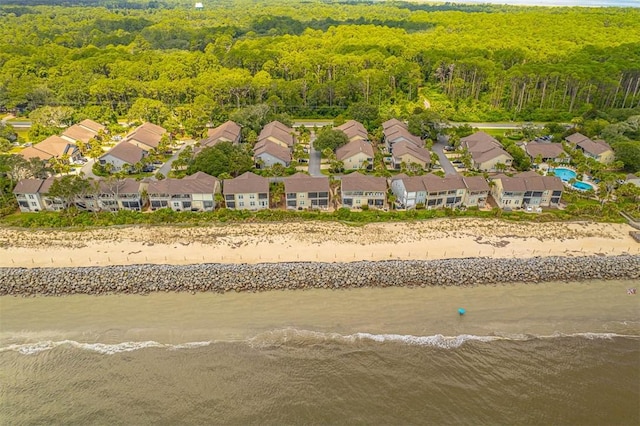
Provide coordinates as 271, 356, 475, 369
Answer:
431, 142, 458, 176
80, 158, 99, 179
308, 133, 322, 177
156, 140, 195, 178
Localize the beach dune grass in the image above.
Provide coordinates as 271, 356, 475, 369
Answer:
0, 200, 627, 229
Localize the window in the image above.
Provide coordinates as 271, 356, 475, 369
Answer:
225, 195, 234, 201
239, 202, 244, 207
319, 192, 328, 198
203, 201, 213, 208
300, 201, 305, 206
249, 194, 255, 199
250, 201, 256, 206
226, 202, 235, 208
355, 199, 361, 204
258, 193, 268, 199
151, 201, 163, 209
552, 191, 562, 196
28, 194, 34, 199
238, 194, 244, 200
309, 192, 318, 198
183, 202, 191, 208
19, 201, 29, 208
287, 193, 296, 199
343, 198, 353, 206
318, 199, 328, 206
287, 200, 296, 207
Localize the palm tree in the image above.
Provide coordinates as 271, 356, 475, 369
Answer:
495, 162, 507, 173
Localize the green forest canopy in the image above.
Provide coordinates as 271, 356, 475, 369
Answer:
1, 0, 640, 126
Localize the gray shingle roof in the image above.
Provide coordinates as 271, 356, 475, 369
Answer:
223, 171, 269, 194
13, 178, 44, 194
525, 141, 565, 159
147, 172, 218, 195
254, 140, 292, 163
101, 141, 145, 165
284, 173, 330, 193
341, 172, 387, 192
336, 139, 374, 161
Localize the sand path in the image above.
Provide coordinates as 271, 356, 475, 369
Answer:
0, 219, 637, 268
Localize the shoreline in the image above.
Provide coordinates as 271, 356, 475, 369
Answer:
0, 219, 638, 268
1, 255, 638, 297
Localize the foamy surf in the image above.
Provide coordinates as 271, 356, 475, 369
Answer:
0, 340, 212, 356
2, 330, 637, 355
245, 328, 638, 349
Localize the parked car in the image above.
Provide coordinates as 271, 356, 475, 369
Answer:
443, 145, 456, 152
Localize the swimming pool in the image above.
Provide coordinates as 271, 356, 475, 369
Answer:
572, 181, 596, 191
552, 167, 576, 182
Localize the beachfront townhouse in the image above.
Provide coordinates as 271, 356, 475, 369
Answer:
74, 178, 147, 212
336, 139, 374, 170
223, 171, 269, 210
491, 172, 563, 210
462, 176, 491, 208
13, 177, 66, 212
284, 173, 330, 210
390, 174, 485, 210
147, 172, 220, 212
340, 172, 387, 209
13, 178, 48, 212
460, 131, 513, 172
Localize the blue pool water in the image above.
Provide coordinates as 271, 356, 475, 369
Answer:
572, 181, 596, 191
552, 167, 576, 181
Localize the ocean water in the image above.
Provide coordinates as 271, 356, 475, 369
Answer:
1, 281, 639, 424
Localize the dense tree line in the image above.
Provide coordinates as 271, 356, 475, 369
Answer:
1, 0, 640, 125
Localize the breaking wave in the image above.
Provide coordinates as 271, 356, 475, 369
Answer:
1, 329, 637, 355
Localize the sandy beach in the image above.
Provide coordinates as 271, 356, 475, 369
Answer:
0, 219, 637, 268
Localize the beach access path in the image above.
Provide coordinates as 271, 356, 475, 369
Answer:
0, 219, 637, 269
